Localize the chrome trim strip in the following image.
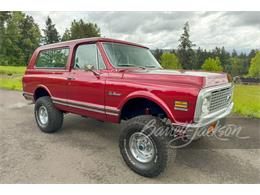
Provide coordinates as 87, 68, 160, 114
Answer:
22, 92, 119, 116
23, 92, 34, 100
52, 97, 119, 116
52, 97, 105, 111
23, 92, 34, 96
105, 106, 120, 114
52, 100, 106, 114
108, 91, 122, 96
106, 111, 120, 116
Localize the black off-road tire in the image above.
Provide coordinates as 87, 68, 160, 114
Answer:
34, 96, 63, 133
119, 115, 175, 178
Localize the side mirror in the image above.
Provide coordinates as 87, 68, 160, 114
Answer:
84, 64, 95, 71
83, 64, 100, 77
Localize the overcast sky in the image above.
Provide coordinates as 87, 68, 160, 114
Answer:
26, 11, 260, 53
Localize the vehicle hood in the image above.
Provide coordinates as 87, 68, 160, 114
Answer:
121, 69, 229, 88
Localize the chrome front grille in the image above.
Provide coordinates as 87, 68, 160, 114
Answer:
209, 86, 232, 113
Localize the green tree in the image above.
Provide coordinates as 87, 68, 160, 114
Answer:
42, 16, 60, 44
61, 28, 71, 41
230, 57, 244, 76
195, 47, 208, 69
238, 52, 250, 75
201, 57, 223, 72
19, 15, 41, 64
2, 12, 24, 65
213, 47, 230, 66
153, 48, 163, 63
248, 51, 260, 78
177, 22, 196, 69
0, 11, 11, 26
0, 11, 11, 64
0, 12, 11, 45
232, 49, 238, 57
160, 53, 182, 69
220, 47, 231, 72
248, 49, 257, 60
62, 19, 101, 41
0, 12, 41, 65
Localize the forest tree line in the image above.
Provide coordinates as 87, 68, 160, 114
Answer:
153, 22, 259, 77
0, 11, 101, 66
0, 12, 259, 77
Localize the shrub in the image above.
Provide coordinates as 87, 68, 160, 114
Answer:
248, 51, 260, 78
201, 57, 223, 72
160, 53, 182, 69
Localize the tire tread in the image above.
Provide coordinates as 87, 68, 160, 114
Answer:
35, 96, 63, 133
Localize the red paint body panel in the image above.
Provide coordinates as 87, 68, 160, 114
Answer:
65, 69, 107, 120
23, 38, 229, 125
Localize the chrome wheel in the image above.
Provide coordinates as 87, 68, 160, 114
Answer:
129, 132, 155, 163
38, 105, 48, 126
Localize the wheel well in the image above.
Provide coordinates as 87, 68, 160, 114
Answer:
34, 87, 50, 100
120, 98, 167, 121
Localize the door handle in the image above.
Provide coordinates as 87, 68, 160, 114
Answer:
67, 77, 75, 81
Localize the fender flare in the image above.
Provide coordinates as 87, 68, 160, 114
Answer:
118, 91, 176, 123
33, 84, 53, 100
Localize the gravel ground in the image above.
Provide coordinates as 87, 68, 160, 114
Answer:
0, 89, 259, 183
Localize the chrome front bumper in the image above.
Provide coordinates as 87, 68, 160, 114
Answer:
186, 102, 233, 128
173, 102, 233, 140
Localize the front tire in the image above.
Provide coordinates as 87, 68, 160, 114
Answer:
35, 96, 63, 133
119, 115, 174, 178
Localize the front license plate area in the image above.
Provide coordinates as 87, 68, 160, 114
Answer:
208, 122, 217, 134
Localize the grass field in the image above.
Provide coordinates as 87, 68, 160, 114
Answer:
0, 65, 26, 75
0, 75, 23, 90
0, 65, 259, 118
232, 84, 260, 118
0, 66, 25, 91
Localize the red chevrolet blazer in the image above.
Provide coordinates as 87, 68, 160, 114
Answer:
22, 37, 233, 177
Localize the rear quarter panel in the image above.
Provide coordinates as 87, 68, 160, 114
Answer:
22, 44, 73, 101
23, 69, 69, 98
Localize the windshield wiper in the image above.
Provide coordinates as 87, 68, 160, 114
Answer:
145, 65, 156, 68
117, 64, 157, 69
117, 64, 146, 69
117, 64, 135, 67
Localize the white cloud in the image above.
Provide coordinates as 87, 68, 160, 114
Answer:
25, 11, 260, 53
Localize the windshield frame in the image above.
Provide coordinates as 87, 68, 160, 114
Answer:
101, 42, 162, 69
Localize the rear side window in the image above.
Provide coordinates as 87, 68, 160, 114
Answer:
36, 48, 69, 68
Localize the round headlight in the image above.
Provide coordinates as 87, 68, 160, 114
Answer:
201, 95, 211, 115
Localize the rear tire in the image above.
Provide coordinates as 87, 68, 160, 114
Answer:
119, 115, 175, 178
34, 96, 63, 133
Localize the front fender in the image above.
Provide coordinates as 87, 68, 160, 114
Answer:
118, 90, 176, 123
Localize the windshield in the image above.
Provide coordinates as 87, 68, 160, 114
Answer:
103, 43, 161, 68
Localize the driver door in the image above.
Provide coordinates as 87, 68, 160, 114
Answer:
65, 43, 107, 121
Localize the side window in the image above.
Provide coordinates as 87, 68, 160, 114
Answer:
74, 44, 98, 70
36, 48, 69, 68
